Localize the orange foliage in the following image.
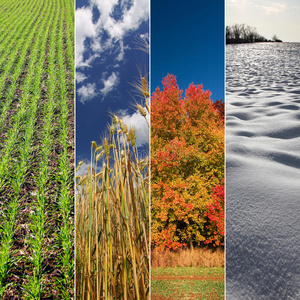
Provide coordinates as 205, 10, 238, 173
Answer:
151, 74, 224, 250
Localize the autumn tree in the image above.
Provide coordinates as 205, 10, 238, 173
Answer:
151, 74, 224, 250
205, 184, 225, 246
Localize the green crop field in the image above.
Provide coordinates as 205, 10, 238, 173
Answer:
0, 0, 74, 298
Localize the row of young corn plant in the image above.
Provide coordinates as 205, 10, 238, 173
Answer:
0, 0, 42, 132
0, 0, 51, 207
0, 0, 54, 296
0, 0, 35, 48
76, 107, 150, 299
4, 0, 55, 297
0, 0, 74, 298
0, 0, 39, 74
53, 0, 75, 297
62, 0, 75, 76
21, 3, 60, 298
0, 0, 50, 252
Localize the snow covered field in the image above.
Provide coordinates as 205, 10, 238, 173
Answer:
226, 43, 300, 299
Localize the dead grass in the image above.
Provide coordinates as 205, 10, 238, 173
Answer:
151, 248, 224, 268
76, 127, 149, 299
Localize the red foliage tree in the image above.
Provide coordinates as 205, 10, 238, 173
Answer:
205, 184, 225, 246
151, 74, 224, 250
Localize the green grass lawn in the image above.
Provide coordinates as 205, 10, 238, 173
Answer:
151, 267, 224, 300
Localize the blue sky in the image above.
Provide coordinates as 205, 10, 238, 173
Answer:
76, 0, 225, 173
151, 0, 225, 103
76, 0, 149, 173
226, 0, 300, 42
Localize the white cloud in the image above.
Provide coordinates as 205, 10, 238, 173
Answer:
257, 3, 286, 14
101, 72, 119, 96
104, 0, 149, 40
76, 161, 90, 177
76, 72, 87, 83
119, 108, 149, 147
91, 0, 119, 28
76, 7, 97, 67
77, 83, 97, 103
139, 33, 149, 41
117, 40, 128, 61
76, 160, 102, 177
76, 0, 149, 68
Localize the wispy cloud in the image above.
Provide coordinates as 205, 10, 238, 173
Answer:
76, 160, 102, 177
103, 0, 149, 40
116, 40, 129, 61
101, 72, 119, 96
76, 0, 149, 104
75, 7, 97, 67
139, 33, 149, 41
119, 109, 149, 147
77, 83, 97, 103
76, 0, 149, 68
76, 72, 87, 83
76, 160, 90, 177
257, 3, 286, 14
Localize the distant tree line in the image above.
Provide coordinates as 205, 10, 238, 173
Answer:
226, 24, 282, 44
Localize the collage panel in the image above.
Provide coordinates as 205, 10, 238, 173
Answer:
2, 0, 299, 299
226, 0, 300, 299
75, 0, 150, 299
0, 0, 74, 298
151, 0, 225, 299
